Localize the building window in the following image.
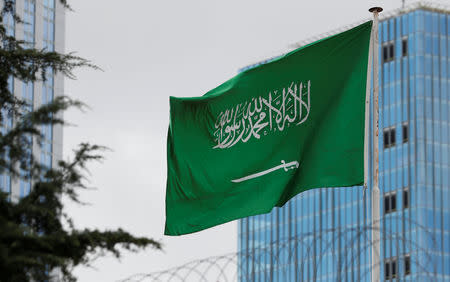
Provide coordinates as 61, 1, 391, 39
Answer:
43, 0, 55, 51
403, 188, 409, 209
390, 128, 396, 146
383, 42, 395, 63
402, 123, 408, 143
383, 127, 396, 148
385, 258, 397, 280
23, 0, 36, 48
384, 192, 396, 214
41, 0, 55, 171
3, 1, 15, 37
402, 38, 408, 57
404, 255, 411, 275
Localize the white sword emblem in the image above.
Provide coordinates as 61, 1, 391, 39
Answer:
231, 160, 299, 183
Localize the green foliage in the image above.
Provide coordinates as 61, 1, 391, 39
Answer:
0, 1, 161, 281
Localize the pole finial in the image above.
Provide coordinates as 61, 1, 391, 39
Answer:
369, 7, 383, 13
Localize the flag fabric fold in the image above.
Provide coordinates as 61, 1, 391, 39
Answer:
165, 21, 372, 236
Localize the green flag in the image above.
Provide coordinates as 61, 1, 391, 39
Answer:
165, 21, 372, 236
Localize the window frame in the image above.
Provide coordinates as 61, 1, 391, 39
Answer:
402, 122, 409, 143
384, 192, 397, 214
402, 37, 408, 57
403, 188, 409, 209
385, 257, 398, 280
383, 126, 396, 149
382, 41, 395, 63
404, 255, 411, 276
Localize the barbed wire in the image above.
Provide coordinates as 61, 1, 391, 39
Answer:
291, 1, 449, 49
240, 1, 450, 72
118, 216, 443, 282
119, 3, 449, 281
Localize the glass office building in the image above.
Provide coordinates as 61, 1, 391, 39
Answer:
0, 0, 64, 201
238, 4, 449, 281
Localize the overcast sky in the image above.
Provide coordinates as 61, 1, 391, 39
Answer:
62, 0, 446, 280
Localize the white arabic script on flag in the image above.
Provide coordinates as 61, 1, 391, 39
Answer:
213, 80, 311, 149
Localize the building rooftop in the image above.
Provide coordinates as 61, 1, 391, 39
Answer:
240, 1, 449, 72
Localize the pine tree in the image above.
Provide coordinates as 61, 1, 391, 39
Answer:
0, 1, 161, 281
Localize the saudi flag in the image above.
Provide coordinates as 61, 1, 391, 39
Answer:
165, 21, 372, 236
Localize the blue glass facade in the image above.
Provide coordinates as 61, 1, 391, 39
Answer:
238, 8, 449, 281
40, 0, 55, 172
19, 0, 35, 198
0, 0, 57, 200
0, 1, 15, 197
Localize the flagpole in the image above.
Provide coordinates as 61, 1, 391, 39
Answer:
369, 6, 382, 282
